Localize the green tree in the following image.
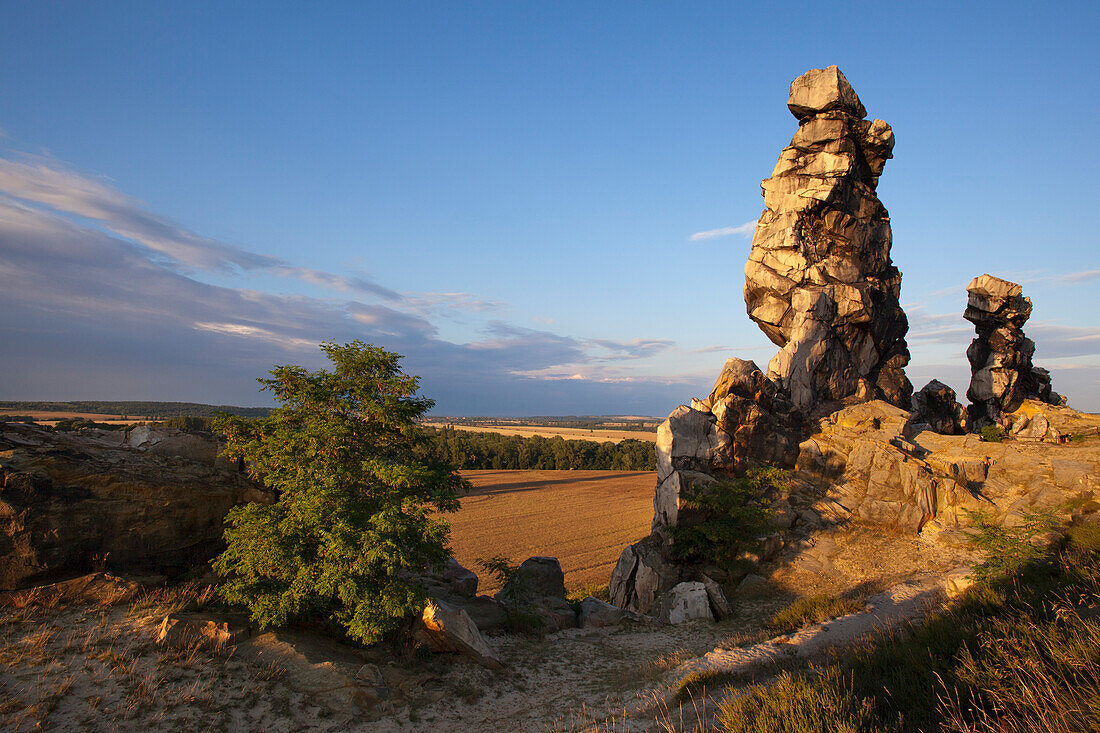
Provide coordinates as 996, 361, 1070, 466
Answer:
211, 341, 467, 644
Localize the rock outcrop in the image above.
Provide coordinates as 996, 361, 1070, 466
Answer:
965, 274, 1061, 426
912, 379, 968, 435
0, 422, 272, 588
794, 399, 1100, 538
745, 65, 911, 411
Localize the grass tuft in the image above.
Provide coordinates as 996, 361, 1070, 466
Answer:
712, 522, 1100, 733
764, 594, 863, 635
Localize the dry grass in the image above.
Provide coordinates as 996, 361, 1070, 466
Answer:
450, 470, 653, 593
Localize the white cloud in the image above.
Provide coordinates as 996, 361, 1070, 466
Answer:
689, 220, 756, 241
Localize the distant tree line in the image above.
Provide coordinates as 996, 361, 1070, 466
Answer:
0, 401, 271, 419
432, 416, 658, 432
414, 426, 655, 471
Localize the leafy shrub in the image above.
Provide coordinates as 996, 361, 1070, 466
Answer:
670, 467, 784, 568
963, 506, 1061, 579
211, 341, 467, 644
979, 425, 1006, 442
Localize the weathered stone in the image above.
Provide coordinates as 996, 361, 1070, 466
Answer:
700, 574, 732, 620
0, 422, 272, 589
787, 65, 867, 121
912, 379, 967, 435
609, 538, 679, 615
736, 573, 767, 593
965, 275, 1061, 425
415, 598, 503, 670
441, 558, 478, 597
157, 612, 252, 648
656, 405, 728, 480
746, 67, 911, 411
659, 581, 713, 624
499, 556, 566, 601
577, 597, 624, 628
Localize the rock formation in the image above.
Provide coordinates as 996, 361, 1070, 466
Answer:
745, 65, 911, 411
912, 379, 968, 435
0, 422, 272, 588
609, 68, 1098, 620
965, 274, 1061, 426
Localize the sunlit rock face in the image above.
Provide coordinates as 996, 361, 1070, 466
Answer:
964, 274, 1061, 426
745, 65, 912, 411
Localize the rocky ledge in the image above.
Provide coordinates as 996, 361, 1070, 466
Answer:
0, 422, 273, 589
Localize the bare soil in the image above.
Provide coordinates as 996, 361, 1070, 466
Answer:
452, 470, 655, 593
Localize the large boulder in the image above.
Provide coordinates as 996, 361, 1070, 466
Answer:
745, 66, 911, 411
608, 538, 679, 615
0, 422, 272, 589
912, 379, 968, 435
415, 598, 504, 669
496, 556, 576, 632
658, 581, 714, 624
964, 275, 1062, 426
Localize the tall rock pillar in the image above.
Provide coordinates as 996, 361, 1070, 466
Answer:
745, 66, 911, 411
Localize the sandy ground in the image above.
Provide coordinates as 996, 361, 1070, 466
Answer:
424, 423, 657, 444
0, 522, 965, 732
452, 470, 655, 593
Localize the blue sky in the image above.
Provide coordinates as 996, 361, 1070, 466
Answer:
1, 1, 1098, 414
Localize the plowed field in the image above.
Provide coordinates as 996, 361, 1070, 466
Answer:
449, 470, 655, 594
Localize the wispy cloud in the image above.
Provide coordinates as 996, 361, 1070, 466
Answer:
588, 337, 675, 359
0, 155, 402, 300
1062, 269, 1100, 283
689, 220, 756, 241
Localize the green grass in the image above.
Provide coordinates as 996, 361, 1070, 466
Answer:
715, 526, 1100, 733
764, 593, 863, 635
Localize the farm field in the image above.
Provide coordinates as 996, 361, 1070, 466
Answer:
0, 410, 151, 425
449, 470, 655, 594
423, 422, 656, 444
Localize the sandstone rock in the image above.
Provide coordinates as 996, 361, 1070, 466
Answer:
609, 538, 679, 615
440, 558, 478, 597
943, 567, 976, 598
965, 275, 1061, 426
656, 405, 728, 480
700, 574, 732, 620
659, 581, 713, 624
736, 573, 767, 593
500, 556, 566, 601
912, 379, 967, 435
577, 597, 624, 628
0, 422, 272, 589
746, 67, 911, 411
787, 65, 867, 121
496, 556, 577, 632
157, 611, 252, 648
706, 359, 805, 473
415, 598, 503, 670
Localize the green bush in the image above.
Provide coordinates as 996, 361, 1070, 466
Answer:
979, 425, 1006, 442
963, 506, 1061, 579
211, 341, 468, 644
669, 467, 784, 568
